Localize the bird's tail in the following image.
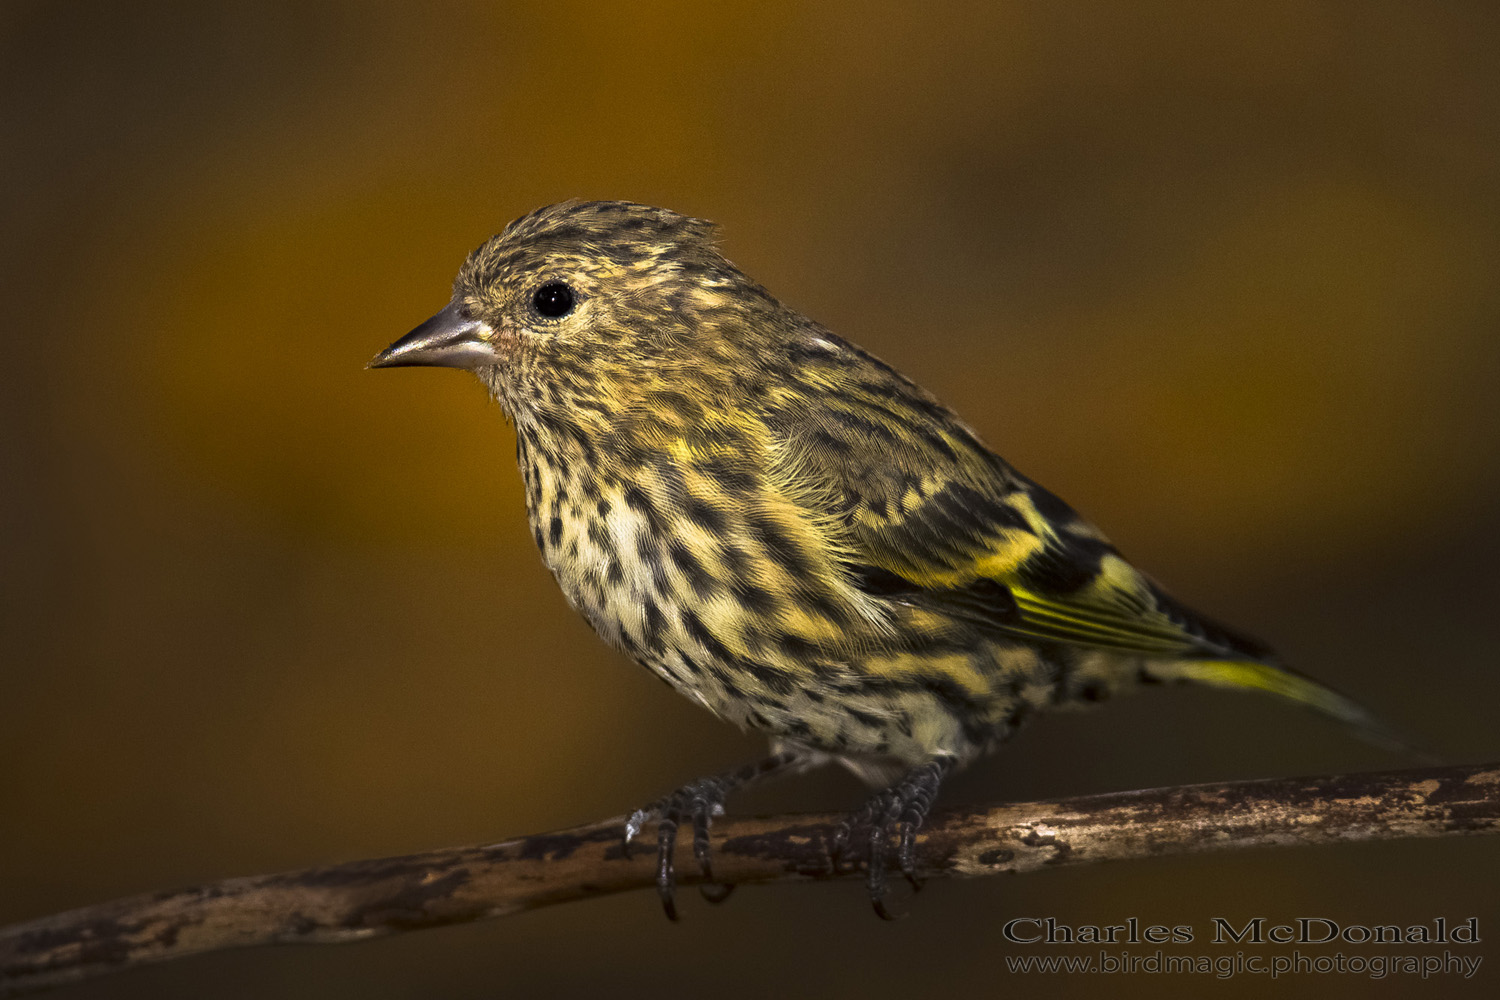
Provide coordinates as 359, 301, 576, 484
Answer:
1149, 657, 1432, 759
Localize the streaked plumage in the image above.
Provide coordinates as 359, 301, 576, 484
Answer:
371, 200, 1399, 917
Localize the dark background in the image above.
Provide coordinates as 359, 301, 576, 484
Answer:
3, 2, 1498, 997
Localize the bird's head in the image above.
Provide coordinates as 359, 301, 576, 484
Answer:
370, 201, 777, 423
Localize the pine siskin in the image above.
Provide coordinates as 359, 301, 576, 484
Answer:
370, 200, 1402, 918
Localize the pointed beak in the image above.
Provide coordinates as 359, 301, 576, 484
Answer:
368, 301, 499, 371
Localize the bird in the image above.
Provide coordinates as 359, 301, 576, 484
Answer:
369, 200, 1404, 919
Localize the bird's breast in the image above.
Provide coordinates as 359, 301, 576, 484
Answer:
514, 425, 749, 717
511, 422, 879, 721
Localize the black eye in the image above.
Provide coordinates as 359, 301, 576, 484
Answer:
532, 281, 576, 319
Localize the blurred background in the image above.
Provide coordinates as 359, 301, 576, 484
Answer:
2, 2, 1498, 997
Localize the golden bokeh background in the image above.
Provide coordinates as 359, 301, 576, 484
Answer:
3, 2, 1498, 997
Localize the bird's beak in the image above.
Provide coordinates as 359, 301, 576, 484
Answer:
368, 301, 499, 371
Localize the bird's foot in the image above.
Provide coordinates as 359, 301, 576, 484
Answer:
624, 750, 807, 920
624, 776, 730, 920
829, 757, 953, 920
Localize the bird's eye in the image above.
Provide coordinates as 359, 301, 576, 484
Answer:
531, 281, 576, 319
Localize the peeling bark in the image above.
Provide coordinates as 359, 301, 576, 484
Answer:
1, 763, 1495, 996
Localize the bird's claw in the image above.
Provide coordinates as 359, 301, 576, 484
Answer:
621, 750, 807, 918
825, 758, 952, 919
623, 775, 737, 920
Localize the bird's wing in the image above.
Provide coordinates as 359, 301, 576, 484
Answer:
760, 360, 1271, 663
753, 340, 1428, 751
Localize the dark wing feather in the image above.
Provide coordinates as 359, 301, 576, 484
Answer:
759, 337, 1271, 663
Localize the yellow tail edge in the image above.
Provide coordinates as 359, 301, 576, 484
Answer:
1160, 658, 1436, 761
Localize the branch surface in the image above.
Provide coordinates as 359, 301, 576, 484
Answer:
2, 762, 1496, 996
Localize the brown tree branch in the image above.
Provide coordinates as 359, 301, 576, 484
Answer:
1, 762, 1496, 996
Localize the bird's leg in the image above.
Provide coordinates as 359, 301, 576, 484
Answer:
830, 757, 954, 920
624, 749, 810, 919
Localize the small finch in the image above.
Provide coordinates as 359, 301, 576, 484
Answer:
371, 200, 1402, 918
